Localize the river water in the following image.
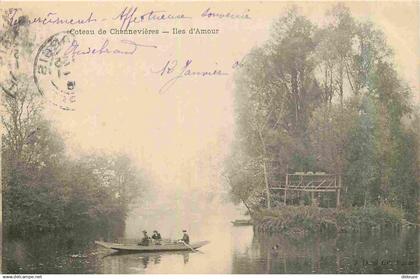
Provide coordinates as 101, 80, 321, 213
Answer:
3, 219, 418, 274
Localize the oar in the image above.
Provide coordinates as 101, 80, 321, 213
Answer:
180, 241, 196, 252
180, 241, 204, 254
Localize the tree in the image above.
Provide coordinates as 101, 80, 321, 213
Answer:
1, 10, 148, 237
314, 4, 355, 106
227, 4, 419, 222
309, 98, 359, 174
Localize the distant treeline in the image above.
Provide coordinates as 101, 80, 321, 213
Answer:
1, 13, 147, 239
226, 5, 419, 222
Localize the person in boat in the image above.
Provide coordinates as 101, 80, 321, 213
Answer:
138, 230, 151, 246
151, 230, 162, 245
180, 229, 190, 244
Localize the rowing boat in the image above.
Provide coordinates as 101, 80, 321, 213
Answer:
95, 240, 209, 252
231, 219, 253, 226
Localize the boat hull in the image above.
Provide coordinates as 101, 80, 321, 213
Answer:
95, 240, 209, 252
231, 220, 253, 226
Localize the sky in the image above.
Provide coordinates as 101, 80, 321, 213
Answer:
3, 1, 419, 236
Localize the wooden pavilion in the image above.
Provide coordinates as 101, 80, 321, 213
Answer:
270, 172, 342, 208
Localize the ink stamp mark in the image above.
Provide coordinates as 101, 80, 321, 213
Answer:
34, 31, 77, 111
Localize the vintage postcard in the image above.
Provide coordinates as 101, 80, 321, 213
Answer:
1, 1, 419, 275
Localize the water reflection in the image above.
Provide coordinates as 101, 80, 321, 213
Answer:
99, 250, 193, 274
183, 253, 189, 264
232, 227, 418, 274
4, 226, 418, 274
94, 226, 417, 274
4, 234, 100, 274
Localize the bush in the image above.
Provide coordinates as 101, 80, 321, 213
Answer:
254, 206, 337, 236
254, 205, 404, 236
336, 205, 403, 232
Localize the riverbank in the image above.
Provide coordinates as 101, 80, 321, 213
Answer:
252, 205, 408, 236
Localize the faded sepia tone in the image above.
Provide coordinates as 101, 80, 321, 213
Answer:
1, 1, 419, 274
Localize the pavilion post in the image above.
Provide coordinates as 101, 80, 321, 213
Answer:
336, 175, 341, 208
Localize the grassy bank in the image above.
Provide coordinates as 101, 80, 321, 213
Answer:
253, 205, 405, 236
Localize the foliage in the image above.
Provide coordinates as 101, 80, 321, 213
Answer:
254, 205, 403, 235
226, 4, 419, 223
336, 205, 403, 232
254, 206, 337, 236
1, 14, 146, 239
2, 100, 146, 238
